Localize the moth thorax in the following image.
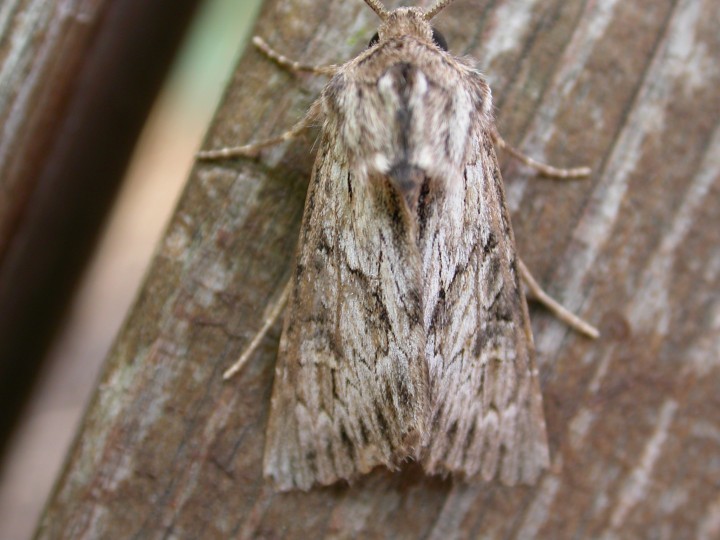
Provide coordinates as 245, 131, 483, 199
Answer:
377, 8, 433, 43
376, 62, 433, 213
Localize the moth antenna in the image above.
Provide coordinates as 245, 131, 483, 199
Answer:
424, 0, 456, 20
363, 0, 389, 20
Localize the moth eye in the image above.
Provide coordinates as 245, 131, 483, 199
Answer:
368, 32, 379, 48
432, 28, 448, 51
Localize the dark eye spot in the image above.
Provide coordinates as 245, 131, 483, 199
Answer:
432, 28, 448, 51
369, 29, 446, 50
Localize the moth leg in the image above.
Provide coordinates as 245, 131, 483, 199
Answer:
223, 280, 292, 379
253, 36, 339, 75
197, 100, 322, 160
493, 131, 591, 179
518, 259, 599, 339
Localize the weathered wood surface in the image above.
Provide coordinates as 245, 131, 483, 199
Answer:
38, 0, 720, 538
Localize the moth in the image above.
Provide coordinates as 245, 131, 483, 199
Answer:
199, 0, 598, 491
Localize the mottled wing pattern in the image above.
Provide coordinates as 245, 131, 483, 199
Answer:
263, 7, 549, 489
420, 129, 550, 485
263, 129, 429, 491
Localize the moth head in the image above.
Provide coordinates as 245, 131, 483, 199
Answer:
364, 0, 454, 51
362, 0, 457, 20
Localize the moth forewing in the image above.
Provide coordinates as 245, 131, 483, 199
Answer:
419, 133, 550, 485
263, 128, 430, 491
204, 0, 595, 492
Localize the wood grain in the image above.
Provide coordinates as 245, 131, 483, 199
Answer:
37, 0, 720, 538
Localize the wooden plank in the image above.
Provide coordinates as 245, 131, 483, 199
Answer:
37, 0, 720, 538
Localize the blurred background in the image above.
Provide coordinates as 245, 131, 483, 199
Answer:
0, 0, 262, 537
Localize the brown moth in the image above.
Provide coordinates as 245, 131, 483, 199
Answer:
199, 0, 597, 491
